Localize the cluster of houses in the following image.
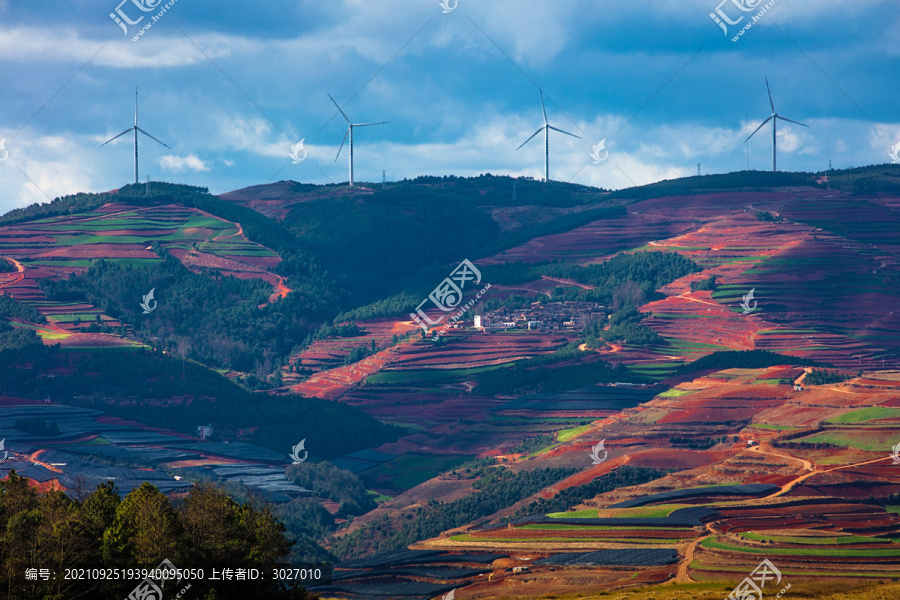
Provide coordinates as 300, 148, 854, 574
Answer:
474, 301, 606, 332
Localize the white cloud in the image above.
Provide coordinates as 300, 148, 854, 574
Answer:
0, 25, 231, 69
157, 153, 209, 172
0, 133, 96, 208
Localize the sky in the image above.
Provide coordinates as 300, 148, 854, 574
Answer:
0, 0, 899, 215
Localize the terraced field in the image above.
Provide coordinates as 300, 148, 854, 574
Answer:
0, 202, 285, 343
482, 189, 900, 373
397, 366, 900, 595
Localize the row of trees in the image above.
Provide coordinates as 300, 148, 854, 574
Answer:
676, 350, 831, 376
541, 250, 701, 304
584, 306, 663, 348
328, 466, 577, 558
0, 475, 314, 599
285, 461, 376, 518
669, 436, 734, 449
508, 466, 668, 519
804, 368, 852, 385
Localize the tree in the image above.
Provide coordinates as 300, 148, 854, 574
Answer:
102, 483, 181, 567
178, 484, 243, 566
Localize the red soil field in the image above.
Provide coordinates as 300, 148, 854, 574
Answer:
388, 330, 566, 371
0, 202, 288, 344
492, 190, 900, 371
469, 528, 695, 540
627, 448, 723, 469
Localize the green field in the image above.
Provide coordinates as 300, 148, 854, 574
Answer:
742, 532, 890, 545
702, 537, 900, 556
556, 424, 592, 442
795, 430, 899, 451
828, 406, 900, 423
367, 490, 392, 504
547, 509, 598, 519
657, 388, 692, 398
607, 504, 691, 519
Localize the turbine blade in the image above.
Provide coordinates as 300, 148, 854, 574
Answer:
101, 127, 134, 146
516, 127, 544, 151
776, 115, 809, 127
136, 127, 172, 149
328, 93, 351, 124
335, 128, 349, 161
540, 89, 548, 125
548, 125, 582, 140
745, 116, 773, 143
353, 122, 389, 127
766, 77, 775, 113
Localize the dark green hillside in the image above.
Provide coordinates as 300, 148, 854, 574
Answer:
0, 295, 47, 354
281, 185, 500, 299
40, 247, 338, 377
278, 175, 622, 301
0, 345, 402, 459
675, 350, 831, 376
0, 294, 46, 324
541, 250, 701, 303
605, 170, 819, 202
375, 174, 610, 208
823, 164, 900, 194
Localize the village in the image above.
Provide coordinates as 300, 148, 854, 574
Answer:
474, 300, 606, 332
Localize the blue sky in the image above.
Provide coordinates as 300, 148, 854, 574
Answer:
1, 0, 898, 215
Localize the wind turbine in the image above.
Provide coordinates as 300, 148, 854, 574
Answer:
101, 88, 171, 184
745, 78, 808, 172
517, 89, 581, 182
329, 93, 388, 187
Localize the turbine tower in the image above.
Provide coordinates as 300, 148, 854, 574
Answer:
517, 89, 581, 182
329, 93, 388, 187
101, 88, 171, 184
745, 78, 808, 172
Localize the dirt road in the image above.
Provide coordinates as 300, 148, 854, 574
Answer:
670, 447, 894, 582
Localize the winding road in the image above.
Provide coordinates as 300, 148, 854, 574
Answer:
670, 445, 895, 583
